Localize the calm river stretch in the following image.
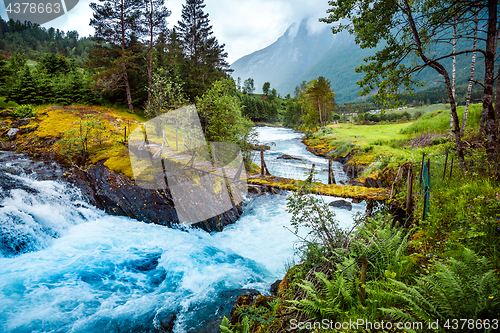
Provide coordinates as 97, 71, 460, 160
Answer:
0, 126, 365, 332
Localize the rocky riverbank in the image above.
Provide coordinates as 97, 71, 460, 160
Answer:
0, 106, 243, 232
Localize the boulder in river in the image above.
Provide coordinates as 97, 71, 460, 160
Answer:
277, 154, 302, 161
329, 199, 352, 211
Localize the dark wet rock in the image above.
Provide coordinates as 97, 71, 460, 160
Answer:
6, 128, 19, 140
187, 289, 261, 333
347, 179, 365, 187
352, 198, 362, 204
158, 312, 176, 333
12, 118, 30, 127
23, 125, 37, 133
247, 184, 284, 196
0, 110, 11, 117
270, 279, 282, 296
329, 199, 352, 211
68, 161, 242, 232
365, 177, 377, 188
277, 154, 301, 161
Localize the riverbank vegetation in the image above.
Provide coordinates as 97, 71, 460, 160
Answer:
221, 0, 500, 329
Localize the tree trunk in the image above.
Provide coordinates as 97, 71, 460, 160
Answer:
121, 0, 134, 112
481, 0, 498, 153
317, 98, 323, 127
450, 17, 456, 141
403, 0, 466, 173
461, 13, 479, 137
147, 0, 154, 109
494, 21, 500, 137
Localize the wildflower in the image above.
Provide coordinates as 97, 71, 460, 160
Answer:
489, 296, 494, 299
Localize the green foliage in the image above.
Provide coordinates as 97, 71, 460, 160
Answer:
196, 78, 257, 167
236, 298, 280, 328
8, 66, 40, 105
297, 76, 337, 128
290, 271, 357, 320
431, 137, 448, 145
286, 179, 347, 253
0, 18, 95, 63
0, 54, 12, 96
401, 104, 482, 135
240, 93, 280, 122
334, 140, 355, 157
287, 206, 418, 323
38, 53, 72, 75
242, 78, 255, 94
176, 0, 230, 100
58, 114, 108, 166
145, 68, 186, 118
10, 104, 35, 118
262, 81, 270, 95
381, 248, 500, 327
219, 316, 249, 333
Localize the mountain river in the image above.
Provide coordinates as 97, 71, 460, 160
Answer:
0, 126, 365, 332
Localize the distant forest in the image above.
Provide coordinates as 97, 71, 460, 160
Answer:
0, 18, 95, 64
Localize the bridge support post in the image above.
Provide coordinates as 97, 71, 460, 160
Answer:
260, 150, 270, 175
328, 159, 336, 184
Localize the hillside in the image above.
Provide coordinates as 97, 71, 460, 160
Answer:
231, 18, 484, 104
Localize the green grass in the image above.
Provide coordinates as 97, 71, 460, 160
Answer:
386, 103, 450, 116
310, 104, 484, 173
400, 103, 482, 135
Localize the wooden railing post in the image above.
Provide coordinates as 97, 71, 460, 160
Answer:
260, 149, 265, 175
328, 159, 336, 184
406, 165, 413, 220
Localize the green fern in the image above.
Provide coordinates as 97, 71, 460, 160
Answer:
381, 248, 500, 328
220, 316, 250, 333
289, 271, 357, 320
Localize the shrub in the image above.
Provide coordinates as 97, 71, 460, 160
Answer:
413, 111, 423, 120
10, 104, 35, 118
431, 137, 448, 145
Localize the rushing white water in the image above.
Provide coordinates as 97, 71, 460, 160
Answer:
0, 127, 365, 332
254, 127, 349, 184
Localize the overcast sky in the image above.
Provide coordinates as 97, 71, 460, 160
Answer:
0, 0, 330, 64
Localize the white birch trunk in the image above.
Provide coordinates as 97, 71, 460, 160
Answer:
450, 17, 456, 141
461, 13, 479, 136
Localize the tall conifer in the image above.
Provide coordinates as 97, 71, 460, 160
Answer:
90, 0, 142, 111
176, 0, 229, 100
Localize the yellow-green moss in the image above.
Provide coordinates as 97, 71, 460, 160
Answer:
247, 175, 389, 200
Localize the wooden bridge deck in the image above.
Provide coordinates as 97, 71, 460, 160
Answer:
247, 174, 390, 201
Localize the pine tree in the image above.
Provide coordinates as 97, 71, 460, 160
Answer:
0, 54, 12, 96
140, 0, 171, 108
8, 66, 40, 105
90, 0, 142, 111
176, 0, 229, 100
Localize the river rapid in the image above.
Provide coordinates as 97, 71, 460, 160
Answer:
0, 127, 365, 332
